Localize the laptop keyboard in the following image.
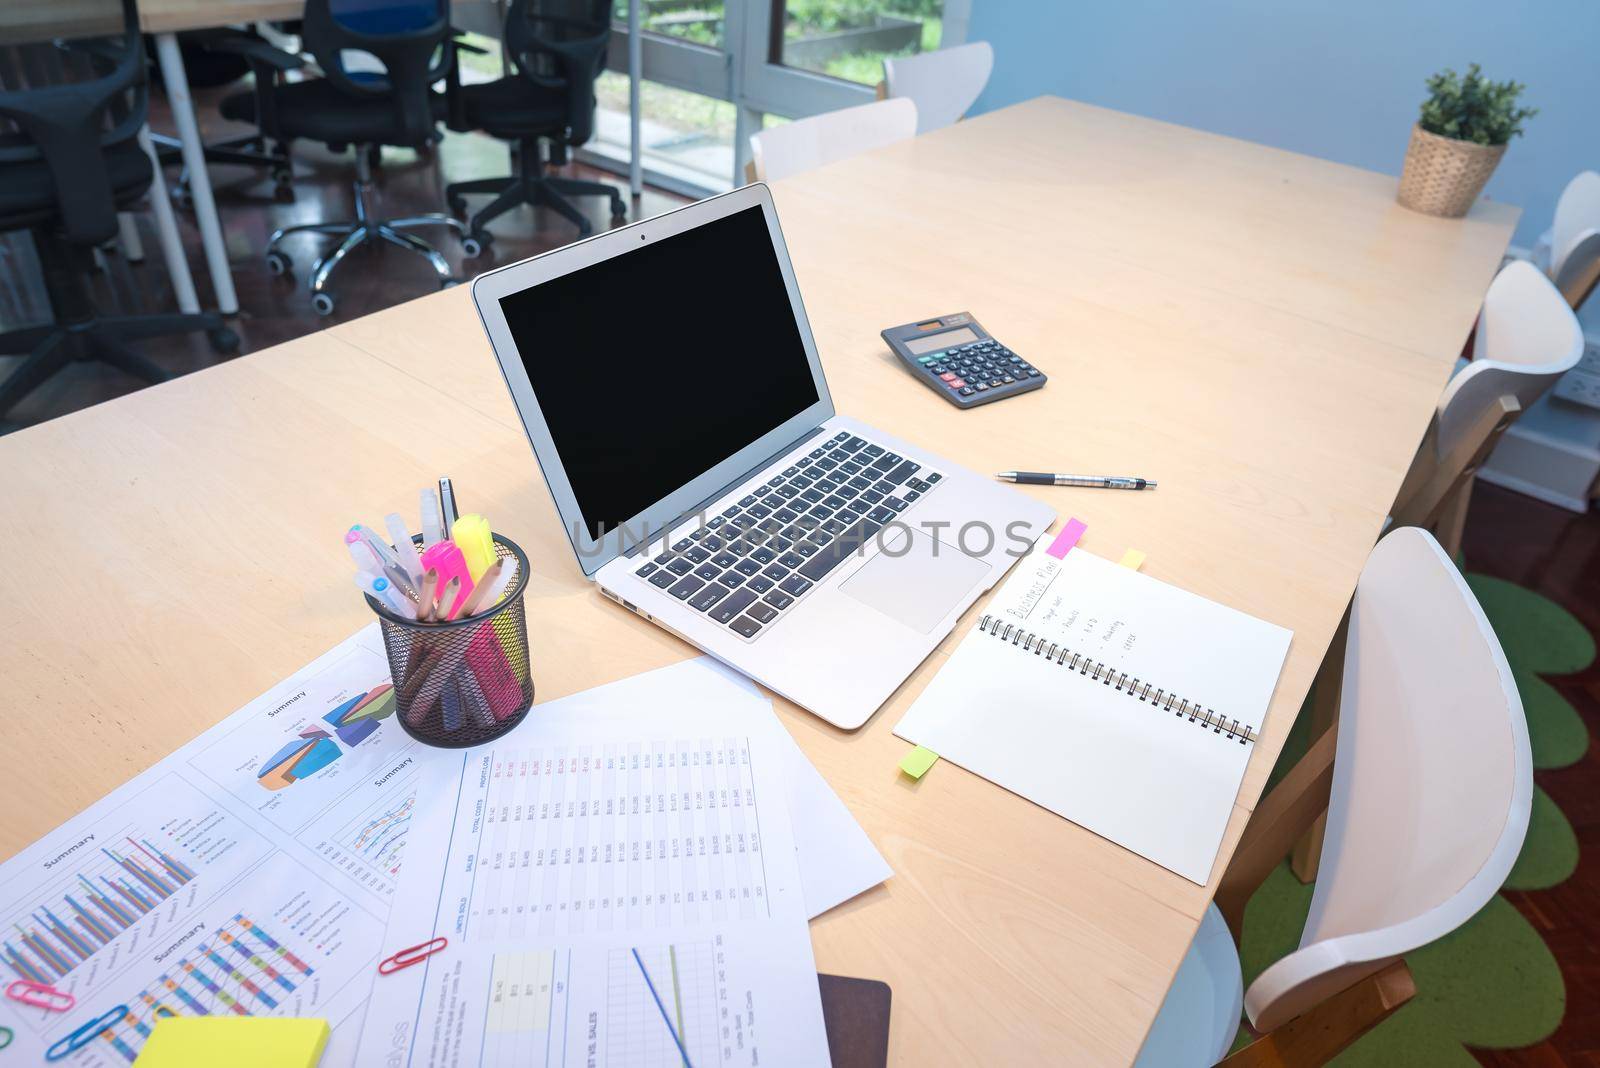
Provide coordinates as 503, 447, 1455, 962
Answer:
631, 430, 944, 641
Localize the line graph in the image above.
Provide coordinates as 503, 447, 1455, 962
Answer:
311, 782, 415, 897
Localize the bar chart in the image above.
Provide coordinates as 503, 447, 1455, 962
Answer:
88, 913, 316, 1064
2, 840, 196, 985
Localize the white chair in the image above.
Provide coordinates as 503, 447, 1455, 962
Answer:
1391, 259, 1583, 556
1136, 527, 1531, 1067
881, 40, 993, 134
1542, 170, 1600, 309
745, 97, 917, 183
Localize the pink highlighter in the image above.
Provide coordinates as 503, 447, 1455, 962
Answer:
420, 541, 475, 620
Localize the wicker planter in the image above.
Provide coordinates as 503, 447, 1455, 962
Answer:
1396, 124, 1506, 218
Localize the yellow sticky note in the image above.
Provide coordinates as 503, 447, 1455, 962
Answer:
899, 745, 939, 779
136, 1017, 329, 1068
1119, 548, 1146, 571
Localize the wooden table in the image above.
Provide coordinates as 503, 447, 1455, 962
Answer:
0, 98, 1516, 1063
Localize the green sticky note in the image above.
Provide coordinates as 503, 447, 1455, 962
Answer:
899, 745, 939, 779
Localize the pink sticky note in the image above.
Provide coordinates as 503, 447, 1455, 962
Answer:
1044, 517, 1087, 559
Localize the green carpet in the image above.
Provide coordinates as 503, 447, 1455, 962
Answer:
1236, 872, 1565, 1063
1229, 572, 1591, 1060
1466, 575, 1596, 676
1504, 786, 1577, 891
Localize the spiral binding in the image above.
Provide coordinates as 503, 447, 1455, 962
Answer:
977, 615, 1258, 745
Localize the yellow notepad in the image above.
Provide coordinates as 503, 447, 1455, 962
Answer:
135, 1017, 328, 1067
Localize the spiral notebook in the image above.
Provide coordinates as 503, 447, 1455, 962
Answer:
894, 543, 1292, 884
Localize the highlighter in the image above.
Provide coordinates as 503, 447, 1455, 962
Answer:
452, 513, 496, 582
419, 541, 475, 620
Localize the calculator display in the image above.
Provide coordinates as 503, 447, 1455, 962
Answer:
904, 327, 978, 354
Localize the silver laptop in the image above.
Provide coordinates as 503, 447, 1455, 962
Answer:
472, 184, 1053, 729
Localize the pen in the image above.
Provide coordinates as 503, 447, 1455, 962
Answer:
420, 489, 445, 547
995, 471, 1157, 490
347, 526, 419, 598
438, 478, 458, 539
384, 513, 426, 589
347, 538, 383, 576
356, 572, 416, 619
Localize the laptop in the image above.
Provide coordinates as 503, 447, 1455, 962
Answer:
472, 184, 1054, 729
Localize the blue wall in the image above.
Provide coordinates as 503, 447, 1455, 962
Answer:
968, 0, 1598, 248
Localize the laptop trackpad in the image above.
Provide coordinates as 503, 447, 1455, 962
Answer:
840, 527, 991, 634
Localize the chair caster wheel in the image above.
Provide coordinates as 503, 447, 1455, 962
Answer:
207, 327, 241, 354
265, 250, 292, 277
311, 291, 336, 316
610, 199, 627, 220
460, 233, 489, 258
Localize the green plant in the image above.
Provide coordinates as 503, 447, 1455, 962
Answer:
1418, 64, 1536, 146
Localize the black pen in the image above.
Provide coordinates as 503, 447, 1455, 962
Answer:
996, 471, 1156, 490
438, 477, 458, 537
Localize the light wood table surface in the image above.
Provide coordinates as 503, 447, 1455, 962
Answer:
0, 97, 1516, 1063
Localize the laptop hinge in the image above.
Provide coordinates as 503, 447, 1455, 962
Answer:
622, 424, 831, 558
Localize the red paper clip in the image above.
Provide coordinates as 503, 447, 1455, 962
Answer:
378, 936, 448, 975
6, 979, 75, 1013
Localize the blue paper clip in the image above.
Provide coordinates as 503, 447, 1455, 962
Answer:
44, 1004, 126, 1062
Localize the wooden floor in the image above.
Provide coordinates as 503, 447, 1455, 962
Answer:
1468, 482, 1600, 1067
4, 80, 1600, 1067
0, 82, 690, 433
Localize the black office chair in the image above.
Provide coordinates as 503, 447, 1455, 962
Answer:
0, 0, 236, 421
219, 0, 475, 316
150, 28, 305, 206
442, 0, 625, 244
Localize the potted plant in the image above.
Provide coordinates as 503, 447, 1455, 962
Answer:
1397, 64, 1536, 218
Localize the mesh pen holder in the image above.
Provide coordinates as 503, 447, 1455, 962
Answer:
366, 535, 534, 748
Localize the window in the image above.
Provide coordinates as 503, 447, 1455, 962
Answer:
773, 1, 945, 87
591, 0, 968, 191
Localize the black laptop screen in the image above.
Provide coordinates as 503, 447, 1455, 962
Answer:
499, 206, 820, 541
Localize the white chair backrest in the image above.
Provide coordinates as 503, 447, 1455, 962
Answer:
1243, 528, 1530, 1033
882, 41, 994, 134
1434, 259, 1583, 457
1550, 170, 1600, 279
748, 97, 917, 183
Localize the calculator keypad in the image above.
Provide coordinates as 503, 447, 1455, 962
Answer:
912, 338, 1043, 406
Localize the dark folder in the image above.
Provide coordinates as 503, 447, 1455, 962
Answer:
818, 974, 892, 1068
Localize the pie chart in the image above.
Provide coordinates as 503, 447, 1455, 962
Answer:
257, 729, 342, 791
323, 683, 396, 746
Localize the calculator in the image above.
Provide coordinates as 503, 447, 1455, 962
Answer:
881, 313, 1046, 409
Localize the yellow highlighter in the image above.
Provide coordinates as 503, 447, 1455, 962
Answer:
136, 1017, 329, 1067
452, 513, 496, 582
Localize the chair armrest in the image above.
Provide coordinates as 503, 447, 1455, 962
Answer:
450, 29, 491, 56
205, 36, 306, 73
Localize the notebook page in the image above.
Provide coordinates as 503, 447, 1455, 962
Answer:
895, 548, 1292, 884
